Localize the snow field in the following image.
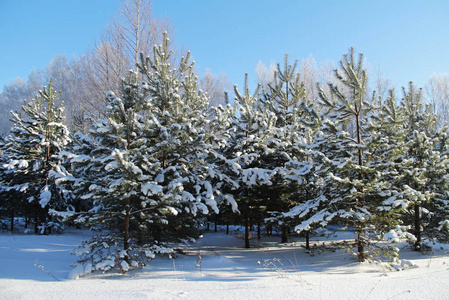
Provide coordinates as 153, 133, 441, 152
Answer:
1, 228, 449, 299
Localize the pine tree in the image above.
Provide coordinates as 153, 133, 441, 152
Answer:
429, 126, 449, 242
212, 74, 276, 248
0, 79, 70, 233
62, 72, 151, 271
318, 48, 373, 261
61, 34, 222, 273
363, 90, 412, 257
262, 54, 320, 243
297, 48, 406, 261
0, 135, 14, 231
137, 33, 221, 235
398, 82, 449, 250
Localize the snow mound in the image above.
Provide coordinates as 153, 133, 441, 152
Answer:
202, 255, 238, 269
67, 264, 85, 280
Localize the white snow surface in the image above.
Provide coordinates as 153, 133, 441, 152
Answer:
1, 227, 449, 299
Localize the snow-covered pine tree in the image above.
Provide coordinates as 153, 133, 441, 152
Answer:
262, 59, 324, 248
0, 79, 70, 234
363, 90, 413, 257
62, 33, 222, 273
60, 72, 155, 272
262, 54, 321, 243
211, 74, 276, 248
398, 82, 449, 250
137, 33, 221, 237
282, 134, 325, 252
428, 126, 449, 242
295, 48, 407, 262
312, 48, 374, 261
0, 136, 14, 230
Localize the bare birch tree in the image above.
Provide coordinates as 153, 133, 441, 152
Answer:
255, 60, 276, 92
0, 78, 33, 135
79, 0, 174, 119
373, 66, 393, 104
426, 72, 449, 127
299, 55, 320, 104
199, 68, 231, 109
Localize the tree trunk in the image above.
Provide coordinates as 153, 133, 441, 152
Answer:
153, 225, 162, 242
34, 214, 39, 234
244, 215, 250, 248
414, 203, 421, 251
305, 186, 310, 251
305, 230, 310, 252
215, 214, 218, 232
137, 227, 144, 245
281, 225, 289, 243
44, 206, 51, 235
357, 232, 365, 262
355, 111, 365, 262
10, 210, 14, 232
266, 225, 272, 235
124, 198, 131, 263
257, 223, 261, 239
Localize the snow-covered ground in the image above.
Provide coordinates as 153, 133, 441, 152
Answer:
1, 227, 448, 300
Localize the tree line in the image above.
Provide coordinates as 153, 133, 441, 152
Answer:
1, 37, 449, 272
1, 1, 449, 274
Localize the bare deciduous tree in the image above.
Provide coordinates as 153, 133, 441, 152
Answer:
0, 78, 32, 135
299, 55, 319, 104
376, 68, 393, 103
426, 72, 449, 127
115, 0, 173, 71
82, 41, 128, 114
0, 0, 175, 135
199, 68, 231, 109
78, 0, 174, 119
255, 60, 276, 92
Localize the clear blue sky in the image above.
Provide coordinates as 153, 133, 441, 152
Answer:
1, 0, 449, 91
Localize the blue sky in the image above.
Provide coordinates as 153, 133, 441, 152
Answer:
1, 0, 449, 91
